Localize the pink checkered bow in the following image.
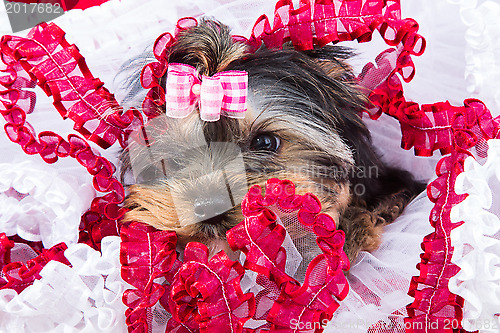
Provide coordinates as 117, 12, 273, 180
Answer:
165, 63, 248, 121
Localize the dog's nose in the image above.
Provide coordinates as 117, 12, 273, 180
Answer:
193, 197, 230, 225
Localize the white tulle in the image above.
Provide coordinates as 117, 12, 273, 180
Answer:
449, 139, 500, 333
363, 113, 442, 183
0, 159, 95, 248
0, 0, 499, 332
0, 236, 130, 333
326, 192, 434, 332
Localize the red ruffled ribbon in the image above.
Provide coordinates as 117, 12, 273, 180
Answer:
0, 21, 132, 297
169, 242, 255, 333
227, 179, 349, 332
0, 22, 142, 149
119, 179, 349, 333
245, 0, 401, 52
120, 222, 179, 333
0, 236, 69, 293
0, 22, 145, 252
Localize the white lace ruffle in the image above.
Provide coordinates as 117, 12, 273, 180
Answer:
445, 0, 500, 116
0, 236, 130, 333
449, 139, 500, 333
326, 192, 435, 332
0, 160, 95, 248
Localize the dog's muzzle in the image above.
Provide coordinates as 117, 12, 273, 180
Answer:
128, 123, 248, 227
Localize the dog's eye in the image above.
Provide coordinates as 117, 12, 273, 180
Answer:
250, 134, 281, 152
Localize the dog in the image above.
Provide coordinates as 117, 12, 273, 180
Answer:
119, 19, 424, 267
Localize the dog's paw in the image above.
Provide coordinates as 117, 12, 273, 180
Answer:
338, 207, 385, 263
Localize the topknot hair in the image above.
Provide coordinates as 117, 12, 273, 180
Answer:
167, 19, 248, 76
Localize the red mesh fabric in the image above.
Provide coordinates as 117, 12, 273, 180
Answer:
120, 222, 179, 333
245, 0, 402, 52
227, 179, 349, 332
0, 233, 14, 270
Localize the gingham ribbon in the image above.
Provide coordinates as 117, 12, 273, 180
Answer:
165, 63, 248, 121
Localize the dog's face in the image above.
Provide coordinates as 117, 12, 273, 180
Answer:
121, 19, 405, 262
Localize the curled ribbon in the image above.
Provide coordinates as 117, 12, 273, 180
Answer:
165, 63, 248, 121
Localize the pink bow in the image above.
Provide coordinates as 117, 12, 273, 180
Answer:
165, 63, 248, 121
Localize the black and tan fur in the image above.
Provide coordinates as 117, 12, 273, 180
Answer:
120, 19, 425, 263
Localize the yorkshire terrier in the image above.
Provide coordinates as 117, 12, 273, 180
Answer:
119, 19, 424, 266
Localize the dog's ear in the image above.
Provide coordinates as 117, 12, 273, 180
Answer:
298, 45, 369, 122
302, 45, 370, 112
302, 46, 357, 81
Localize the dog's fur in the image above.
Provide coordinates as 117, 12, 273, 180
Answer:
120, 19, 424, 263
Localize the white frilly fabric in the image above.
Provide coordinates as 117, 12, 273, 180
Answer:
326, 192, 434, 333
0, 237, 130, 332
0, 0, 499, 332
449, 139, 500, 333
0, 158, 95, 248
